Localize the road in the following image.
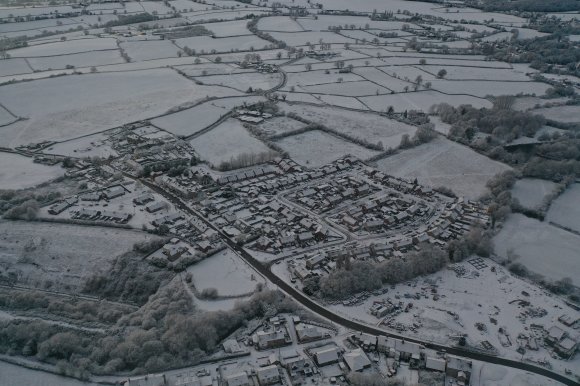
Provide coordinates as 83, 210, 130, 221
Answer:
140, 178, 577, 386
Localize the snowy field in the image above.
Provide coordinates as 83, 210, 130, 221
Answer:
188, 248, 264, 296
7, 37, 118, 57
546, 184, 580, 233
429, 80, 551, 98
152, 96, 265, 137
0, 58, 32, 77
0, 220, 160, 292
534, 105, 580, 123
119, 39, 181, 61
281, 104, 416, 149
494, 214, 580, 285
511, 178, 557, 210
417, 65, 531, 81
43, 131, 118, 159
174, 34, 272, 53
376, 137, 511, 199
0, 361, 100, 386
0, 69, 240, 147
26, 50, 125, 71
257, 116, 308, 137
196, 72, 282, 92
275, 130, 380, 168
360, 90, 492, 112
189, 118, 272, 166
0, 153, 64, 190
257, 16, 304, 32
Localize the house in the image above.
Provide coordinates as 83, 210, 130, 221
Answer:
295, 323, 323, 343
224, 372, 250, 386
343, 349, 371, 372
306, 254, 325, 269
425, 356, 446, 372
280, 349, 310, 376
133, 193, 154, 205
256, 365, 279, 385
556, 337, 578, 357
80, 192, 101, 201
256, 329, 288, 350
146, 201, 166, 213
446, 355, 472, 383
124, 374, 167, 386
196, 241, 212, 253
313, 346, 339, 366
395, 339, 422, 363
546, 325, 567, 346
297, 232, 314, 245
103, 186, 125, 200
163, 244, 188, 261
223, 339, 243, 354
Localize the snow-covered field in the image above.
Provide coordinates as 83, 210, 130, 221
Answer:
27, 50, 125, 71
43, 131, 118, 159
0, 69, 240, 147
119, 39, 181, 61
275, 130, 380, 167
494, 214, 580, 285
8, 37, 118, 57
196, 72, 282, 92
511, 178, 557, 210
534, 105, 580, 123
0, 220, 160, 291
152, 96, 265, 137
0, 361, 100, 386
257, 116, 308, 137
281, 103, 416, 149
174, 34, 272, 53
429, 80, 551, 98
257, 16, 304, 32
376, 137, 511, 199
546, 184, 580, 233
0, 58, 32, 77
360, 90, 492, 113
188, 248, 264, 296
189, 118, 272, 166
0, 153, 64, 190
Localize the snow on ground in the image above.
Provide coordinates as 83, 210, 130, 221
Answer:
43, 131, 118, 159
324, 258, 580, 372
429, 80, 551, 98
200, 19, 251, 37
317, 95, 369, 110
0, 220, 160, 292
360, 90, 492, 112
0, 105, 17, 126
280, 103, 416, 149
174, 35, 272, 53
512, 96, 570, 111
511, 178, 557, 210
533, 105, 580, 123
0, 58, 32, 77
188, 248, 265, 296
0, 153, 64, 190
417, 65, 531, 81
257, 16, 304, 32
494, 214, 580, 285
546, 184, 580, 233
257, 116, 308, 137
301, 80, 390, 97
471, 360, 563, 386
196, 72, 282, 92
375, 137, 511, 199
152, 96, 265, 137
26, 50, 125, 71
283, 70, 365, 88
189, 118, 272, 166
430, 116, 452, 136
0, 68, 241, 147
269, 31, 355, 46
0, 361, 100, 386
7, 37, 118, 57
275, 130, 380, 168
119, 39, 181, 61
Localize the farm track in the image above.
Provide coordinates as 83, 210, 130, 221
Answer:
138, 177, 577, 386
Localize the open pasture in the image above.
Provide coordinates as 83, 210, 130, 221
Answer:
375, 137, 511, 199
533, 105, 580, 123
429, 79, 550, 98
546, 184, 580, 233
175, 34, 272, 53
7, 37, 118, 57
269, 31, 355, 46
275, 130, 380, 167
494, 214, 580, 285
196, 72, 282, 92
360, 90, 492, 112
511, 178, 557, 210
257, 16, 304, 32
281, 103, 416, 149
301, 80, 390, 97
188, 248, 264, 296
119, 39, 181, 61
0, 153, 64, 190
0, 68, 241, 146
27, 50, 125, 71
152, 96, 265, 137
189, 118, 272, 166
417, 65, 531, 81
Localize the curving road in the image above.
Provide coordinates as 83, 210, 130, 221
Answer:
141, 178, 576, 386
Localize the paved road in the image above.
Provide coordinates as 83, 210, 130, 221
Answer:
141, 178, 577, 386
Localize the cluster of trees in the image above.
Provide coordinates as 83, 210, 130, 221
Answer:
0, 285, 301, 376
103, 13, 157, 28
0, 186, 66, 220
142, 159, 189, 177
315, 244, 449, 300
399, 124, 438, 149
217, 150, 279, 171
432, 102, 546, 143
